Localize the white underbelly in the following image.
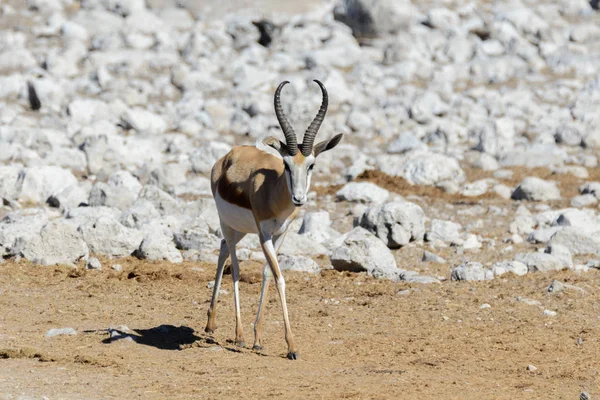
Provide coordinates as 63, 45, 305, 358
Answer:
214, 192, 298, 236
215, 192, 259, 234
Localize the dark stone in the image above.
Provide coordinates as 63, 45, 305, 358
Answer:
27, 81, 41, 111
333, 0, 376, 38
252, 19, 276, 47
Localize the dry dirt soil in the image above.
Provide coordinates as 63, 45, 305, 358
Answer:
0, 255, 599, 400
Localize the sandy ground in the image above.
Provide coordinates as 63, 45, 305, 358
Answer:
0, 254, 598, 399
1, 1, 599, 398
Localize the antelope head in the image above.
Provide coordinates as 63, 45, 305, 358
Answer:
265, 80, 343, 207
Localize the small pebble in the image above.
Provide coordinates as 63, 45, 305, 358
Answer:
581, 391, 591, 400
510, 234, 523, 244
527, 365, 537, 371
543, 309, 557, 317
85, 257, 102, 270
422, 250, 446, 264
480, 303, 491, 309
547, 280, 565, 293
548, 280, 586, 294
112, 264, 123, 272
109, 325, 130, 332
46, 327, 77, 337
108, 328, 135, 343
517, 297, 542, 307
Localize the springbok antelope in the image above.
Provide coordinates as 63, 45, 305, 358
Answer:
205, 80, 343, 360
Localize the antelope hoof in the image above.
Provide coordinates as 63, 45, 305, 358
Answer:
287, 352, 299, 360
252, 345, 263, 351
235, 341, 246, 348
204, 326, 215, 334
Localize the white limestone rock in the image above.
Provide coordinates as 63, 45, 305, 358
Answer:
279, 232, 329, 257
78, 216, 143, 258
173, 220, 221, 254
298, 211, 343, 250
18, 166, 77, 205
89, 171, 142, 211
491, 261, 528, 277
189, 142, 232, 174
137, 226, 183, 264
515, 252, 568, 273
330, 227, 398, 280
0, 210, 49, 256
451, 262, 493, 281
396, 152, 466, 186
336, 182, 389, 204
426, 219, 462, 244
387, 131, 427, 154
136, 185, 179, 216
86, 257, 102, 270
47, 184, 89, 211
571, 194, 598, 208
357, 201, 425, 248
0, 165, 24, 201
17, 220, 88, 266
548, 227, 600, 255
333, 0, 413, 38
278, 255, 320, 273
511, 177, 561, 201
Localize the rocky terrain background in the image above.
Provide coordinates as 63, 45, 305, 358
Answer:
0, 0, 600, 398
2, 0, 600, 281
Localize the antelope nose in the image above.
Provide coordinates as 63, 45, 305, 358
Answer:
292, 195, 304, 205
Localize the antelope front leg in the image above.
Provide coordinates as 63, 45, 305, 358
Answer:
253, 232, 288, 351
205, 239, 229, 334
206, 227, 246, 346
252, 265, 271, 351
219, 226, 247, 347
230, 247, 246, 347
259, 232, 298, 360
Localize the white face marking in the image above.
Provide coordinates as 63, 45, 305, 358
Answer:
283, 154, 315, 207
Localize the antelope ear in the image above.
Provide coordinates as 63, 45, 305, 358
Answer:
313, 133, 343, 157
263, 136, 288, 155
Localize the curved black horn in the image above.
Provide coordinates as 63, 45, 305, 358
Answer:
274, 81, 298, 155
301, 80, 328, 156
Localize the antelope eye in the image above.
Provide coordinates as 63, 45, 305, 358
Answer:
308, 164, 315, 171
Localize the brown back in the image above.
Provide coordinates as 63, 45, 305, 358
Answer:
211, 146, 294, 221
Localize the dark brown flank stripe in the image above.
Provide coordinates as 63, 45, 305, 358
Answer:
217, 166, 252, 210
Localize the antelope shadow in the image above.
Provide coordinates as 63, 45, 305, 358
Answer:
101, 324, 200, 350
99, 324, 247, 354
